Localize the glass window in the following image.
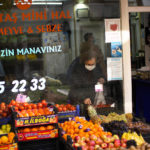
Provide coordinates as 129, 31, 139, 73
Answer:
129, 0, 150, 6
0, 0, 123, 114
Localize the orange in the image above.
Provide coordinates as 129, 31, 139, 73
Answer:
46, 125, 54, 130
63, 134, 68, 141
39, 126, 46, 131
31, 128, 38, 132
23, 128, 30, 133
1, 136, 8, 144
8, 132, 15, 143
74, 128, 79, 133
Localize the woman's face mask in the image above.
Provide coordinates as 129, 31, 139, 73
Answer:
85, 64, 96, 71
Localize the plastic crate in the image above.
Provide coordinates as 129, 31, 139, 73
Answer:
18, 138, 59, 150
0, 117, 11, 125
58, 105, 80, 122
59, 137, 75, 150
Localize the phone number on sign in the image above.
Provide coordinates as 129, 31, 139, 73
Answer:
0, 78, 46, 94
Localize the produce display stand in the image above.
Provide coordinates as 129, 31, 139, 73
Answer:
12, 103, 59, 150
59, 135, 74, 150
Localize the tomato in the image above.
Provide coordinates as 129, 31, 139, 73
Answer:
71, 106, 76, 111
27, 104, 32, 110
4, 107, 9, 113
2, 112, 7, 118
62, 107, 67, 112
58, 107, 62, 112
32, 104, 37, 109
15, 103, 20, 107
37, 103, 43, 108
41, 100, 47, 107
0, 110, 3, 114
66, 104, 71, 108
19, 106, 24, 111
55, 104, 59, 108
1, 105, 6, 111
14, 106, 19, 112
1, 102, 6, 107
23, 102, 28, 108
11, 100, 16, 106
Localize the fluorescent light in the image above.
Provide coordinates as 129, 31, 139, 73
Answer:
0, 3, 2, 6
32, 2, 62, 5
14, 1, 63, 6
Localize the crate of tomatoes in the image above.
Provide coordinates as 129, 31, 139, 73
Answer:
11, 100, 58, 127
55, 104, 79, 122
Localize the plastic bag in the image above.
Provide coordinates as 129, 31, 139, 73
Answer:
94, 82, 106, 106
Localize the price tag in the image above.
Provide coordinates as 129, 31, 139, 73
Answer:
95, 84, 103, 92
16, 94, 27, 103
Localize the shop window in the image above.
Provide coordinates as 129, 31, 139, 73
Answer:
0, 0, 123, 113
128, 0, 150, 6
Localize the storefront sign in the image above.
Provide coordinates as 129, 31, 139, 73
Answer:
15, 115, 58, 127
105, 19, 121, 43
111, 42, 122, 57
107, 57, 122, 81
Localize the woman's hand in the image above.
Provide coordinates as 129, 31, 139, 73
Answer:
84, 98, 91, 105
98, 78, 105, 84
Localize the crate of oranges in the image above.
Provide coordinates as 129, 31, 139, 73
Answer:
17, 125, 58, 141
0, 132, 18, 150
12, 100, 58, 127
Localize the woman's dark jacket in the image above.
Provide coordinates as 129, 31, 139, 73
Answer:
68, 58, 104, 104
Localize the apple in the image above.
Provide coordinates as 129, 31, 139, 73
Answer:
113, 135, 119, 140
121, 143, 127, 148
95, 145, 100, 149
110, 137, 115, 142
121, 139, 127, 144
89, 141, 95, 147
101, 135, 107, 140
82, 145, 88, 150
114, 140, 121, 148
88, 146, 94, 150
101, 143, 107, 149
108, 143, 114, 148
73, 143, 80, 148
81, 137, 86, 142
79, 141, 86, 147
114, 139, 120, 143
85, 138, 90, 143
90, 135, 97, 141
104, 137, 111, 143
74, 136, 80, 142
95, 138, 103, 145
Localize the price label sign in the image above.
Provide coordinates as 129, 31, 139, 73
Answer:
0, 78, 46, 94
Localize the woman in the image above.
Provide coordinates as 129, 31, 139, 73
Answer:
68, 43, 105, 105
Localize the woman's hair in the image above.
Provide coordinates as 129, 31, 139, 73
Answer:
80, 43, 98, 64
84, 33, 93, 42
